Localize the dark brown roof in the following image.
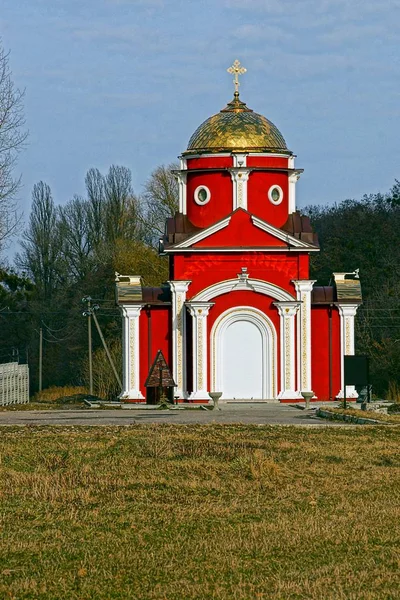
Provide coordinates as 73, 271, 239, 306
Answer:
142, 286, 171, 304
312, 286, 335, 304
282, 211, 319, 247
164, 213, 201, 247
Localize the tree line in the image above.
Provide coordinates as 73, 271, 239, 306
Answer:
0, 164, 178, 396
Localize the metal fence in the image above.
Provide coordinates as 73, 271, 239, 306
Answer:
0, 362, 29, 405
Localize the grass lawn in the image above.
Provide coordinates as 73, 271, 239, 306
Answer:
1, 425, 400, 599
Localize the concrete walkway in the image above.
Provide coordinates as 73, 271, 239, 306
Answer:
0, 403, 352, 426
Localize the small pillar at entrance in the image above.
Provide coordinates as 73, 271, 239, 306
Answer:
186, 302, 214, 401
275, 302, 301, 400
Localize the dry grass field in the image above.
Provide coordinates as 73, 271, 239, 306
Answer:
1, 424, 400, 599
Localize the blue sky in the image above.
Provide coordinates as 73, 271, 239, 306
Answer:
2, 0, 400, 236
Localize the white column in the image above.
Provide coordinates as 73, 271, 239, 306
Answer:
293, 280, 316, 395
186, 302, 214, 401
337, 303, 360, 399
288, 172, 300, 214
275, 302, 300, 399
176, 167, 187, 214
120, 305, 145, 400
169, 280, 191, 398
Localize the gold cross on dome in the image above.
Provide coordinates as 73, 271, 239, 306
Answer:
227, 59, 247, 94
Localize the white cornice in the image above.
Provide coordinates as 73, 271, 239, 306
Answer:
172, 216, 231, 249
251, 216, 318, 249
163, 246, 319, 253
192, 277, 295, 302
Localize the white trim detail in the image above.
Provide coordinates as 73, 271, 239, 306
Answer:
251, 215, 317, 249
182, 153, 232, 160
337, 303, 360, 399
177, 158, 188, 214
210, 306, 278, 399
169, 280, 191, 398
268, 184, 284, 206
248, 153, 292, 159
194, 185, 211, 206
192, 277, 295, 303
288, 172, 301, 214
230, 168, 250, 210
293, 280, 316, 395
163, 246, 320, 254
173, 216, 231, 249
186, 302, 214, 400
275, 302, 301, 399
120, 305, 145, 400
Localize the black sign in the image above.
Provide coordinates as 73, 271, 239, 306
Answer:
344, 355, 369, 386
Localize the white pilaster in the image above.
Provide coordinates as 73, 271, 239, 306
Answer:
337, 303, 360, 399
176, 159, 187, 214
120, 305, 145, 400
293, 280, 316, 395
275, 302, 300, 399
230, 170, 250, 210
169, 280, 191, 398
186, 302, 214, 401
288, 172, 300, 214
230, 155, 249, 211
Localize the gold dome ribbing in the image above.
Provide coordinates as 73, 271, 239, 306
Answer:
184, 92, 290, 156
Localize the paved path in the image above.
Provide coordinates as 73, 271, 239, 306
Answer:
0, 403, 351, 426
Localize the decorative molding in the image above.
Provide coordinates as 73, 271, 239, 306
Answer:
210, 306, 278, 399
251, 215, 317, 249
274, 302, 300, 399
120, 304, 145, 400
163, 246, 320, 254
176, 171, 187, 215
268, 184, 284, 206
169, 281, 191, 398
186, 302, 214, 400
192, 277, 295, 303
288, 172, 301, 214
293, 280, 316, 395
194, 185, 211, 206
173, 216, 231, 249
229, 166, 250, 210
337, 303, 360, 399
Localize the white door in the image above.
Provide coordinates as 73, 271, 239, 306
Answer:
221, 319, 263, 399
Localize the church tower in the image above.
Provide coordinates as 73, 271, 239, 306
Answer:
116, 61, 362, 403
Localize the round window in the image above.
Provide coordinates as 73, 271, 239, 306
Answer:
268, 185, 283, 205
194, 185, 211, 205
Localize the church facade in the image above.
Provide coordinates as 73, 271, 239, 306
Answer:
116, 62, 362, 403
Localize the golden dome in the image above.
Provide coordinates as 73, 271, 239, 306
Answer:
184, 93, 291, 156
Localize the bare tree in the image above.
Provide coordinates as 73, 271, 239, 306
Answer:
59, 195, 93, 281
0, 43, 27, 251
17, 182, 63, 300
142, 163, 179, 246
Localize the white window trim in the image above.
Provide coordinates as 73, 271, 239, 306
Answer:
194, 185, 211, 206
268, 184, 284, 205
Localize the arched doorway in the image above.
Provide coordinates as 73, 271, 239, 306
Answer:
211, 307, 277, 400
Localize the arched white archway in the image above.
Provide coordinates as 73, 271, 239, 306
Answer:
210, 306, 278, 400
192, 277, 295, 303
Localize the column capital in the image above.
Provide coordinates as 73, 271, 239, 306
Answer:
292, 280, 317, 294
228, 168, 251, 183
336, 303, 360, 318
168, 280, 191, 294
121, 304, 145, 318
274, 301, 301, 317
186, 302, 214, 318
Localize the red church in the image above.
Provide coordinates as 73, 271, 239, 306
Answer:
116, 61, 362, 403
